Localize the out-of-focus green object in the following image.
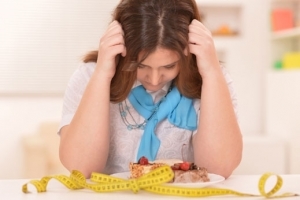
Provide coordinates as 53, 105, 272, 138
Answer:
274, 60, 283, 69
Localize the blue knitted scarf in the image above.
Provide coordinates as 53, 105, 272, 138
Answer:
128, 85, 197, 161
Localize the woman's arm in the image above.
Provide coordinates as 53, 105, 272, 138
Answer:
59, 21, 126, 178
189, 19, 242, 178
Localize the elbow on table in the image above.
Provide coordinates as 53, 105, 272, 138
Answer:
59, 150, 105, 179
219, 153, 243, 179
204, 146, 243, 179
211, 162, 240, 179
59, 156, 103, 179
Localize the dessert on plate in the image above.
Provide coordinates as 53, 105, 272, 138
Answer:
129, 156, 210, 183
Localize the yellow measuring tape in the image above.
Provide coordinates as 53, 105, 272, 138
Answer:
22, 166, 298, 198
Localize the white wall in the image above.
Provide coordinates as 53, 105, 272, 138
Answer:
217, 0, 270, 136
0, 97, 63, 178
0, 0, 120, 179
265, 71, 300, 139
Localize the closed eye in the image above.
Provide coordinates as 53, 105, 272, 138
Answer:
138, 64, 147, 69
164, 64, 176, 69
138, 61, 179, 69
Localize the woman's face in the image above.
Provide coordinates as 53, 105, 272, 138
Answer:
137, 47, 180, 92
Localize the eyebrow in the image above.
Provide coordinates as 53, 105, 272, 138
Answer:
139, 60, 179, 68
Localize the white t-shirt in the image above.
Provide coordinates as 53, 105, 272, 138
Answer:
59, 62, 238, 174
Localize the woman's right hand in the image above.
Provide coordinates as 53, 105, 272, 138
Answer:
96, 20, 127, 79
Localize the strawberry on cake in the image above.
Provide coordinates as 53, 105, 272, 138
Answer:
129, 156, 165, 179
129, 156, 210, 183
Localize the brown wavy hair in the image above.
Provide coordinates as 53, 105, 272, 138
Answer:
83, 0, 202, 103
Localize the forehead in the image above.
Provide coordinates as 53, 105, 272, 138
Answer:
139, 48, 179, 66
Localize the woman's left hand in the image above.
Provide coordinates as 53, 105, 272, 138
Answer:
188, 19, 220, 77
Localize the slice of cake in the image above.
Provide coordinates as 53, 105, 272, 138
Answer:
129, 156, 210, 183
129, 163, 166, 179
173, 167, 210, 183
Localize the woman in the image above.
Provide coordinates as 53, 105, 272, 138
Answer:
58, 0, 242, 179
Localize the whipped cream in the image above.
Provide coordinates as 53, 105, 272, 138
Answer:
152, 159, 183, 166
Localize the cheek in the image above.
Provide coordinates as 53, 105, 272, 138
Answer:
136, 70, 145, 81
168, 67, 180, 79
162, 70, 178, 82
170, 71, 179, 79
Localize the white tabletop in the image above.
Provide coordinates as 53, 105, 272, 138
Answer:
1, 174, 299, 199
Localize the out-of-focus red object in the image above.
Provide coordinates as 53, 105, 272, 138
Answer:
272, 9, 294, 31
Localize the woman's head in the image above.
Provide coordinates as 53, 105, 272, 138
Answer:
84, 0, 203, 102
114, 0, 199, 65
136, 47, 181, 92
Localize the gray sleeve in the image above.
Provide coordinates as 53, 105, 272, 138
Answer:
58, 62, 96, 134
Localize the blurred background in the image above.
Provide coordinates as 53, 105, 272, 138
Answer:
0, 0, 299, 179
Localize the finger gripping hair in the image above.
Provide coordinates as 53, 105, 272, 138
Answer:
85, 0, 203, 102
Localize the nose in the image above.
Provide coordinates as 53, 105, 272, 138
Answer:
148, 69, 161, 86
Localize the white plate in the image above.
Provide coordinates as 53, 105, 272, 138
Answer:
111, 172, 225, 188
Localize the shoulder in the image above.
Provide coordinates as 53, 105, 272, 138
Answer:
220, 64, 233, 84
68, 62, 96, 84
76, 62, 97, 77
64, 62, 97, 95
